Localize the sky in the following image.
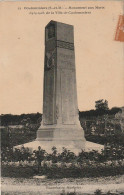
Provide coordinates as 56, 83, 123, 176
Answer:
0, 1, 124, 114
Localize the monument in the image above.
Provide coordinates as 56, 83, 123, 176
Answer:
36, 20, 86, 153
15, 21, 104, 153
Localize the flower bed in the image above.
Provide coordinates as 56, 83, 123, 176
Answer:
1, 146, 124, 178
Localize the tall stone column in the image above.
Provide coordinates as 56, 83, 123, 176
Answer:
36, 21, 85, 153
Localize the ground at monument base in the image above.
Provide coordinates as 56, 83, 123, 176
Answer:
14, 140, 104, 153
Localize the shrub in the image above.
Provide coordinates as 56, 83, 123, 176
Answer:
60, 192, 77, 195
1, 145, 124, 178
94, 189, 102, 195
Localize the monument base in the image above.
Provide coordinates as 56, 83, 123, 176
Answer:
35, 124, 85, 154
14, 140, 104, 154
14, 124, 104, 153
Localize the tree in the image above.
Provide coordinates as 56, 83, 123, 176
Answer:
95, 99, 109, 110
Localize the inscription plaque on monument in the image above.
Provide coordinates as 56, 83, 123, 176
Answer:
37, 21, 86, 153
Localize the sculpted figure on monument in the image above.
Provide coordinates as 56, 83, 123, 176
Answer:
45, 49, 55, 69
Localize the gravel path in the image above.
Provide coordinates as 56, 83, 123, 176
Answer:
1, 176, 124, 195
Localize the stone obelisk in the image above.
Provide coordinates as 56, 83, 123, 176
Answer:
36, 21, 85, 153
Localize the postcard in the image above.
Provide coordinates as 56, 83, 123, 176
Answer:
0, 1, 124, 195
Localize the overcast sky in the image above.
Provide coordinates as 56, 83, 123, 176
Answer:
0, 1, 124, 114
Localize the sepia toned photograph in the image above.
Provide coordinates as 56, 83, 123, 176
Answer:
0, 1, 124, 195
